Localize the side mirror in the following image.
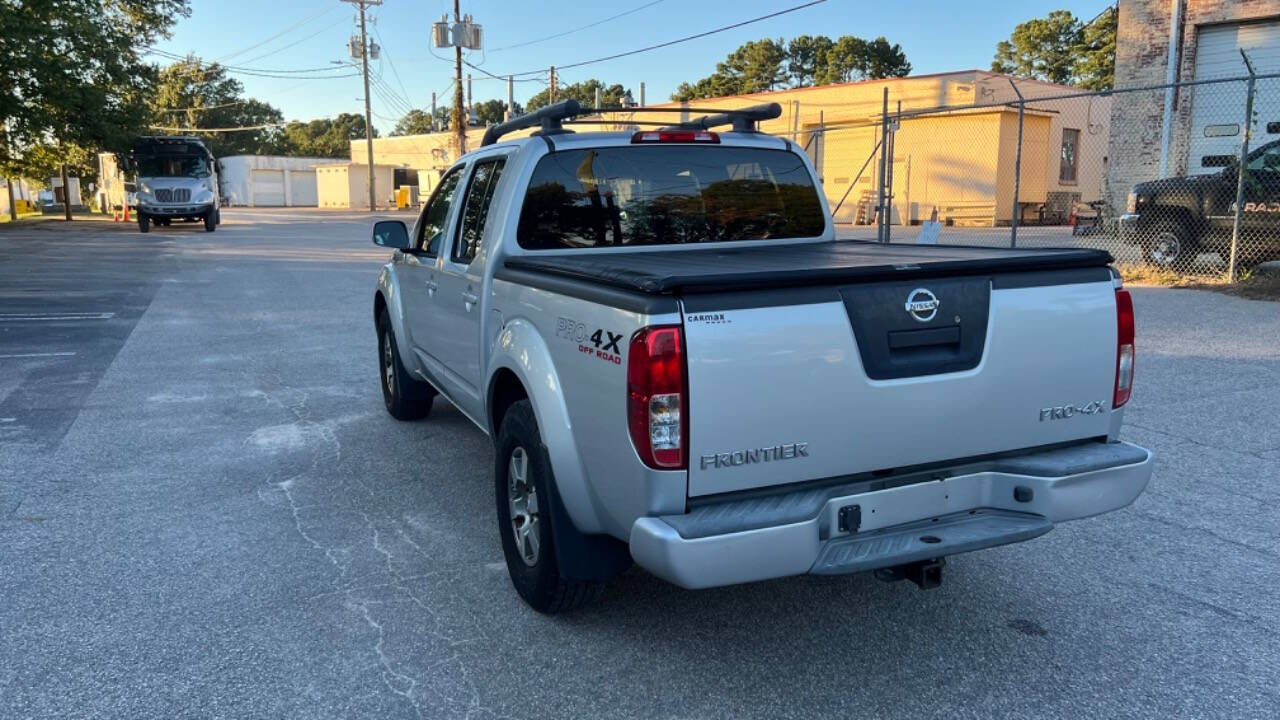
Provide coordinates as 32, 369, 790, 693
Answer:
372, 220, 411, 250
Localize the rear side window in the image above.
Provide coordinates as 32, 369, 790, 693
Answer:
517, 146, 825, 249
452, 158, 506, 264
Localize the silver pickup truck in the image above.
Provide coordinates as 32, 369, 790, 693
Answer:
370, 101, 1153, 613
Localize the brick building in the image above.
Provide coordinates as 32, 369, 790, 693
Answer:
1107, 0, 1280, 208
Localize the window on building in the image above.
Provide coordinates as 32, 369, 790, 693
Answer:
1204, 124, 1240, 137
1201, 155, 1235, 168
1059, 128, 1080, 184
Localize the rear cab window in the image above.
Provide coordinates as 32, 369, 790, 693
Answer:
452, 157, 507, 264
516, 145, 825, 249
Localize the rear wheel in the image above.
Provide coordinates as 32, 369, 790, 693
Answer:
376, 308, 434, 420
1142, 219, 1198, 272
496, 400, 605, 614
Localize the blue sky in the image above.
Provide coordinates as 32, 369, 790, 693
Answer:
155, 0, 1114, 134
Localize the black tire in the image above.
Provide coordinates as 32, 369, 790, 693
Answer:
138, 213, 149, 233
203, 211, 216, 232
215, 209, 221, 225
1142, 219, 1198, 272
376, 308, 434, 420
496, 400, 605, 614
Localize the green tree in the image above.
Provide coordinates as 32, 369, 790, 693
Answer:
279, 114, 375, 158
0, 0, 191, 184
392, 109, 435, 136
475, 99, 514, 125
787, 35, 835, 87
150, 57, 285, 156
526, 79, 630, 112
991, 9, 1117, 89
674, 35, 911, 100
991, 10, 1084, 85
1075, 7, 1117, 91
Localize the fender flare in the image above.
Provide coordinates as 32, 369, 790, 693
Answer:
374, 265, 418, 374
488, 318, 606, 536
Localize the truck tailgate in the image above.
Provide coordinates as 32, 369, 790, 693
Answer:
682, 270, 1119, 497
505, 241, 1119, 498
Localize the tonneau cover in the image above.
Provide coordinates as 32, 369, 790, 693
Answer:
503, 241, 1112, 295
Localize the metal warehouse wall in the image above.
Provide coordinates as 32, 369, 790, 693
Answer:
218, 156, 347, 207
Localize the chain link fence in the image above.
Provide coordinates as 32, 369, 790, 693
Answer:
828, 71, 1280, 280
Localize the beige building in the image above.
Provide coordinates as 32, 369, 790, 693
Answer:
352, 70, 1109, 226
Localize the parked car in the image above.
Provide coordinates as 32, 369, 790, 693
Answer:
371, 100, 1153, 613
1121, 139, 1280, 270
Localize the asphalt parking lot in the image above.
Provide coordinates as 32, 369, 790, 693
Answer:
2, 208, 1278, 719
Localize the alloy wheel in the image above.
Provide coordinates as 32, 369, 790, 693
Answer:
507, 446, 540, 567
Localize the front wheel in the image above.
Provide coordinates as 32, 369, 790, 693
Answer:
203, 210, 216, 232
376, 308, 434, 420
1142, 219, 1198, 272
137, 213, 149, 233
496, 400, 606, 614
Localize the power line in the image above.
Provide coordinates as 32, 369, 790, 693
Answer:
146, 48, 351, 75
157, 101, 248, 112
372, 23, 416, 108
238, 16, 349, 66
464, 59, 547, 84
505, 0, 827, 77
215, 4, 341, 63
489, 0, 668, 52
148, 123, 288, 133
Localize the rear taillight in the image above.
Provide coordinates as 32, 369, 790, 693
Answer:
627, 326, 686, 469
631, 130, 719, 144
1114, 289, 1135, 408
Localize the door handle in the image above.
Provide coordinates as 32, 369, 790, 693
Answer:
425, 279, 438, 296
461, 290, 479, 308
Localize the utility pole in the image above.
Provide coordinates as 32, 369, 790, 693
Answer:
549, 66, 557, 103
431, 92, 437, 132
639, 82, 645, 108
507, 76, 515, 121
452, 0, 465, 156
344, 0, 381, 212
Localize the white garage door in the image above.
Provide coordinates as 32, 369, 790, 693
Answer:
290, 170, 318, 206
251, 169, 285, 206
1188, 21, 1280, 174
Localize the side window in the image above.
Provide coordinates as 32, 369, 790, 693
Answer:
451, 158, 506, 265
416, 168, 463, 255
1247, 145, 1280, 172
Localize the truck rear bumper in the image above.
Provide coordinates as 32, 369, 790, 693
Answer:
629, 441, 1153, 589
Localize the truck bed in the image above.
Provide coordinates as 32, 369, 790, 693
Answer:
503, 240, 1113, 295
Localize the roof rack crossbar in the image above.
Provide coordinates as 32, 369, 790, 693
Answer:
668, 102, 782, 133
481, 99, 582, 146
